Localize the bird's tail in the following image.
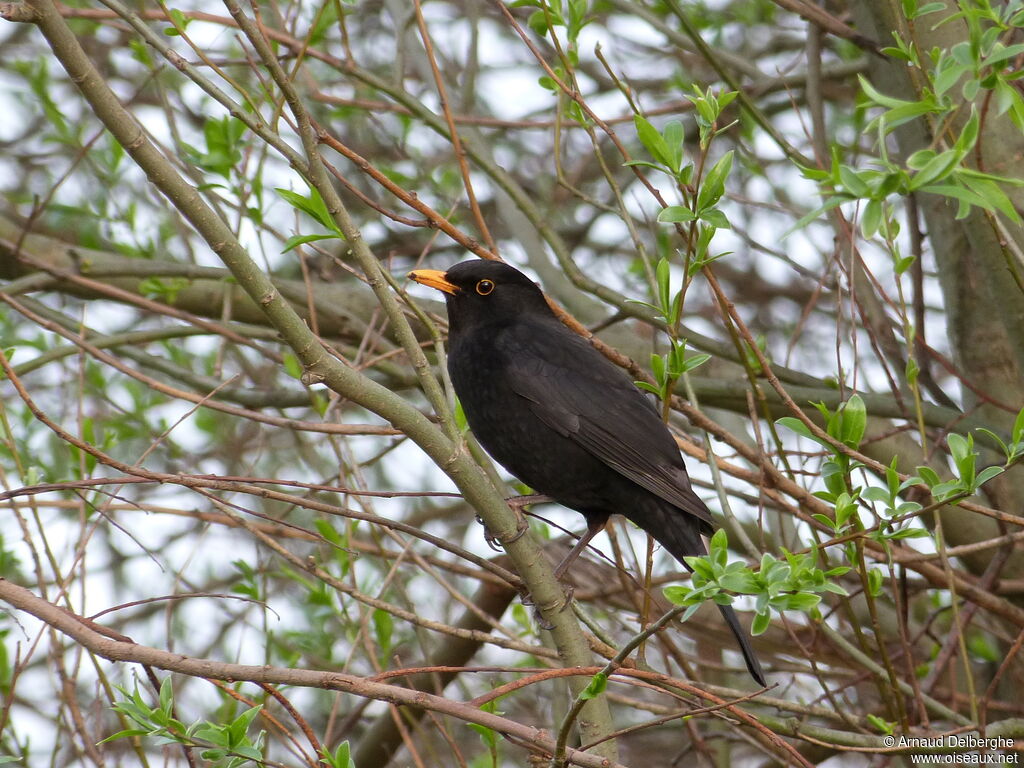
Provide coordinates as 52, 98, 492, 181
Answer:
715, 600, 766, 687
638, 504, 766, 687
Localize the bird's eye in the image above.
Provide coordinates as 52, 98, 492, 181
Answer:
475, 279, 495, 296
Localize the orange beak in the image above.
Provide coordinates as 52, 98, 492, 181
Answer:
408, 269, 459, 295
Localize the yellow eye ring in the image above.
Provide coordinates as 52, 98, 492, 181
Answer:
476, 279, 495, 295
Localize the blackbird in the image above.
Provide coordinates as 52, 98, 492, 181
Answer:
409, 260, 765, 686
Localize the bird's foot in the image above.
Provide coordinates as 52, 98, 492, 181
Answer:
515, 591, 551, 630
558, 584, 575, 611
518, 582, 574, 631
502, 517, 530, 546
534, 610, 556, 631
474, 514, 504, 552
474, 513, 529, 551
529, 591, 574, 631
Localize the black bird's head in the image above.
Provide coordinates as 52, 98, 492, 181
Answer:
408, 260, 553, 332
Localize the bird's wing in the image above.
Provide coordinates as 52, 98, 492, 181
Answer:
501, 323, 714, 527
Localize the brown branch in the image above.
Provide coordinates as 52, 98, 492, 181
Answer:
0, 362, 522, 591
315, 131, 498, 261
0, 579, 624, 768
412, 0, 497, 254
766, 0, 882, 54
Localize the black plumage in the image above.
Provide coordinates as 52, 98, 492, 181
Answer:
409, 260, 765, 686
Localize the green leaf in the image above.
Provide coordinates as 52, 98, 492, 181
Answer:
373, 608, 394, 655
841, 394, 866, 448
975, 465, 1004, 486
812, 513, 838, 530
835, 493, 859, 527
657, 205, 697, 223
283, 352, 303, 380
663, 120, 684, 172
276, 186, 342, 233
890, 101, 942, 128
1013, 406, 1024, 445
909, 149, 961, 190
699, 208, 731, 229
838, 165, 869, 197
527, 8, 553, 35
687, 556, 715, 581
858, 75, 908, 109
894, 253, 916, 274
906, 148, 937, 169
679, 352, 711, 374
622, 159, 669, 172
959, 175, 1023, 223
947, 432, 975, 485
282, 233, 342, 252
797, 163, 831, 181
453, 397, 468, 432
655, 257, 672, 316
861, 199, 882, 237
914, 1, 945, 14
867, 713, 895, 735
164, 7, 192, 35
862, 486, 891, 503
867, 567, 884, 596
780, 593, 821, 611
709, 528, 728, 554
580, 672, 608, 700
663, 585, 692, 605
718, 570, 758, 594
158, 676, 173, 713
229, 705, 263, 742
680, 602, 703, 622
634, 115, 671, 168
783, 194, 850, 236
751, 611, 771, 635
323, 740, 356, 768
953, 110, 979, 155
98, 728, 152, 744
697, 150, 733, 210
887, 527, 931, 539
982, 43, 1024, 68
776, 417, 814, 439
650, 352, 666, 387
821, 581, 850, 596
933, 62, 968, 98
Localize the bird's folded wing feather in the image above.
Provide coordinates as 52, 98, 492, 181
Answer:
502, 326, 714, 527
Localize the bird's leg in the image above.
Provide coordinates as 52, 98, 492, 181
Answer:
500, 495, 546, 546
505, 493, 552, 510
522, 518, 607, 630
474, 495, 549, 551
535, 517, 607, 617
552, 517, 607, 580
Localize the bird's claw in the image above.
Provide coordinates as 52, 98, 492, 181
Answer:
475, 514, 528, 551
502, 517, 529, 545
534, 610, 556, 631
518, 581, 573, 631
558, 584, 575, 611
531, 591, 572, 630
517, 591, 554, 629
474, 514, 504, 552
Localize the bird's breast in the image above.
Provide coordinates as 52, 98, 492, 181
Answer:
447, 327, 625, 512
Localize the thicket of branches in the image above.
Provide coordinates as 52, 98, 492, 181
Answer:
1, 0, 1023, 765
